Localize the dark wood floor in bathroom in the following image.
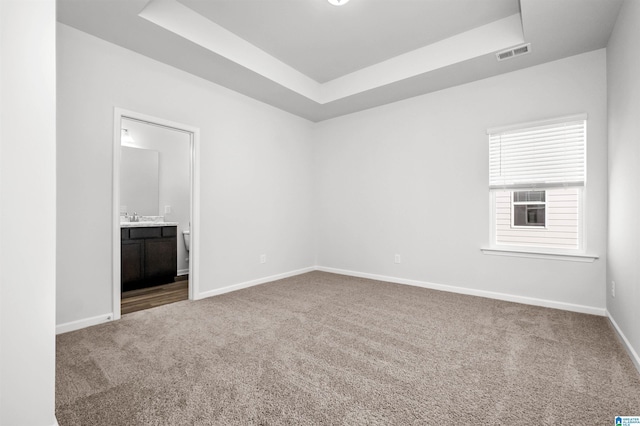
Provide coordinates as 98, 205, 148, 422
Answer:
121, 278, 188, 315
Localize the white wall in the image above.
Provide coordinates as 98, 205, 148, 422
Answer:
57, 19, 613, 331
0, 0, 57, 425
314, 50, 608, 312
121, 119, 191, 274
607, 0, 640, 365
57, 24, 315, 326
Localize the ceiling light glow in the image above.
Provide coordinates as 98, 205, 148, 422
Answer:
328, 0, 350, 6
121, 128, 135, 145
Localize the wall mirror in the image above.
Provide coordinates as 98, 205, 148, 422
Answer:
120, 145, 160, 217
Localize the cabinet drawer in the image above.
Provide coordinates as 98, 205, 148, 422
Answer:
121, 228, 130, 240
130, 227, 162, 239
162, 226, 177, 237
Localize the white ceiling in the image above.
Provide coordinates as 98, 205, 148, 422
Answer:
57, 0, 623, 122
179, 0, 520, 83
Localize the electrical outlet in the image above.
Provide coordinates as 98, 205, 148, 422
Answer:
164, 205, 172, 214
260, 254, 267, 264
394, 254, 401, 264
612, 281, 616, 298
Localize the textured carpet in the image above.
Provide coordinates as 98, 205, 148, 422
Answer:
56, 271, 640, 425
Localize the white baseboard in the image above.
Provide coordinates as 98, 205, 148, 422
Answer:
177, 268, 189, 276
606, 310, 640, 374
195, 266, 316, 300
55, 267, 314, 333
316, 266, 606, 316
56, 313, 114, 335
55, 266, 607, 334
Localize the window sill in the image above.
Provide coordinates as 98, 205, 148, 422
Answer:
481, 247, 599, 263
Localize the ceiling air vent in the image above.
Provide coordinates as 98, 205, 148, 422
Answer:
496, 43, 531, 61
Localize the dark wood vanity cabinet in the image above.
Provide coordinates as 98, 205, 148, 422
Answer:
121, 226, 177, 292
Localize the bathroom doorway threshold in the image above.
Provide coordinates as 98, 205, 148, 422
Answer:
121, 276, 188, 315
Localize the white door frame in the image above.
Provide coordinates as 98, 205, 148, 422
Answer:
112, 108, 201, 320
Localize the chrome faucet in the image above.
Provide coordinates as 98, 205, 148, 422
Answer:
131, 212, 139, 222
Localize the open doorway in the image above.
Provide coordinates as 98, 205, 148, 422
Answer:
112, 109, 200, 319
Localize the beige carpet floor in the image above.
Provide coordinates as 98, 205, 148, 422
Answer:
56, 271, 640, 425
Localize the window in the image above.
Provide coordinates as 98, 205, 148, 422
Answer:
488, 115, 586, 251
512, 190, 546, 227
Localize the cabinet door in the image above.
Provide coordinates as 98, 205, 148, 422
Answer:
121, 240, 144, 291
144, 237, 177, 282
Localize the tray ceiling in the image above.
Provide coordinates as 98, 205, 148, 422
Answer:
57, 0, 622, 122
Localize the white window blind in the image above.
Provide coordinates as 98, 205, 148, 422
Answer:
489, 117, 586, 190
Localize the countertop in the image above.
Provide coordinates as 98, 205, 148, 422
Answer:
120, 221, 179, 228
